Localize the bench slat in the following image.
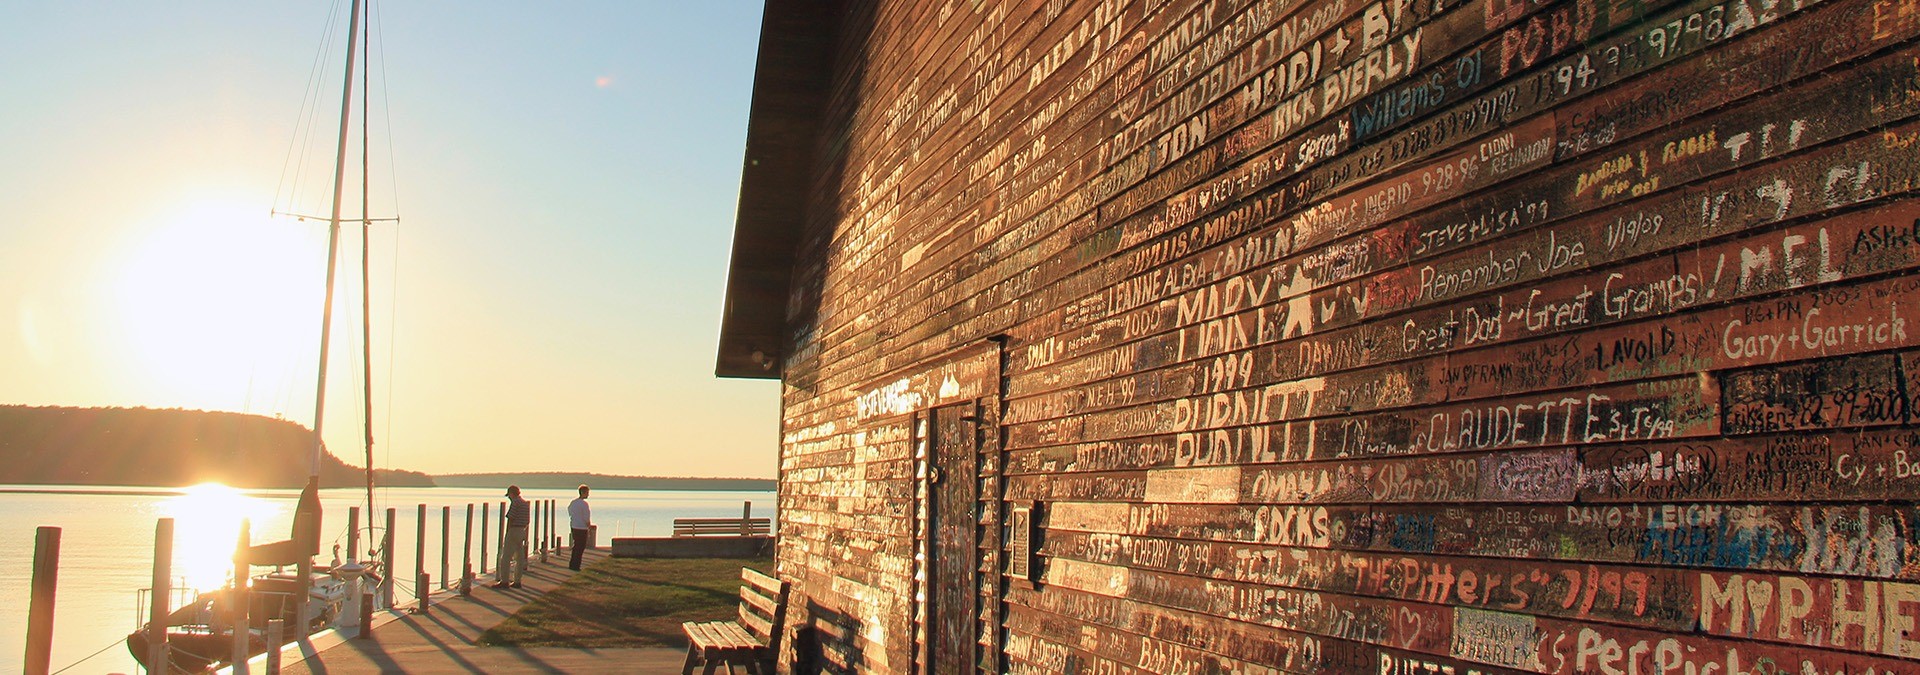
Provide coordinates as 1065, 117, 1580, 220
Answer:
741, 567, 783, 595
671, 518, 772, 537
672, 523, 770, 529
738, 609, 774, 641
691, 622, 737, 647
672, 520, 769, 526
674, 517, 772, 524
683, 622, 736, 655
715, 621, 760, 647
740, 587, 779, 618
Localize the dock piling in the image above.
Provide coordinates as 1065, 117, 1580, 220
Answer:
231, 519, 250, 675
461, 504, 473, 586
358, 590, 374, 639
479, 502, 490, 576
149, 518, 173, 675
413, 504, 425, 600
381, 508, 396, 608
266, 618, 285, 675
742, 501, 753, 536
24, 526, 60, 675
440, 505, 450, 590
416, 573, 430, 615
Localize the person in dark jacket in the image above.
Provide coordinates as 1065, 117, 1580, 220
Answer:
493, 485, 530, 588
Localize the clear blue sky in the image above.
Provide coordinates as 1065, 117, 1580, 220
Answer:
0, 1, 779, 478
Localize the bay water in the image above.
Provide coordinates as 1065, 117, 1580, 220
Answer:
0, 485, 775, 674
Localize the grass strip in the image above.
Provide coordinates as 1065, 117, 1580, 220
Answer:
479, 556, 774, 648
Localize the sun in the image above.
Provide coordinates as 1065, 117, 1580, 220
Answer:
162, 482, 284, 591
109, 198, 330, 412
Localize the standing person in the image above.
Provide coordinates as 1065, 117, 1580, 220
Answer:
568, 484, 592, 570
493, 485, 530, 588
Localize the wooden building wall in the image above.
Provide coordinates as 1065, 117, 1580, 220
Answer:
760, 0, 1920, 671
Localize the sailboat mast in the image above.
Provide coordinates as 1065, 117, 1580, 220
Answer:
359, 0, 378, 536
313, 0, 365, 478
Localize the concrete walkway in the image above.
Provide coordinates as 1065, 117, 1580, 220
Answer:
271, 548, 689, 674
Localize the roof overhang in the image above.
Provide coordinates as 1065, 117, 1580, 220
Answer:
715, 0, 838, 379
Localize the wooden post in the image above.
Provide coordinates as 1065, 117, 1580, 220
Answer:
149, 518, 173, 675
357, 590, 373, 639
23, 526, 60, 675
265, 618, 284, 675
413, 504, 426, 598
381, 508, 396, 609
742, 501, 753, 536
439, 505, 450, 590
231, 519, 251, 675
461, 563, 473, 597
539, 500, 548, 562
347, 506, 361, 561
292, 503, 310, 652
461, 504, 473, 586
479, 502, 490, 575
416, 573, 430, 615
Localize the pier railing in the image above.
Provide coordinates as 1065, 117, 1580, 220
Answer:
21, 495, 578, 675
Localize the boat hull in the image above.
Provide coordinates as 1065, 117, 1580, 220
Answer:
127, 570, 356, 672
127, 626, 264, 673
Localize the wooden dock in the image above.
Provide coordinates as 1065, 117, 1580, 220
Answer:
265, 548, 687, 674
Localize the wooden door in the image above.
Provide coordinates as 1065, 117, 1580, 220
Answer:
926, 402, 978, 672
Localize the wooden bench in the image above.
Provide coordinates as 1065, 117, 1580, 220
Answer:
682, 567, 787, 675
672, 517, 771, 537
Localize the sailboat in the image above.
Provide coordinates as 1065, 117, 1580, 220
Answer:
124, 486, 356, 672
128, 0, 395, 670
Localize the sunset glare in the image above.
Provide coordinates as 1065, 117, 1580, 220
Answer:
108, 199, 328, 413
161, 482, 282, 591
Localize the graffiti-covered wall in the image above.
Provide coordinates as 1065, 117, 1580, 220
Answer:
728, 0, 1920, 671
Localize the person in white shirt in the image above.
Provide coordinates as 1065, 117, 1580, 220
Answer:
568, 484, 593, 570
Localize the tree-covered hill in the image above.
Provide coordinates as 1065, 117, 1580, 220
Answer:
0, 405, 434, 488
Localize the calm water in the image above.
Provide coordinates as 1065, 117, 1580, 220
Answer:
0, 485, 775, 674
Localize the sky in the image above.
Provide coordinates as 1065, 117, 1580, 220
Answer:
0, 1, 780, 478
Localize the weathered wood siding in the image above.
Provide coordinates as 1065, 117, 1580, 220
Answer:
766, 0, 1920, 671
